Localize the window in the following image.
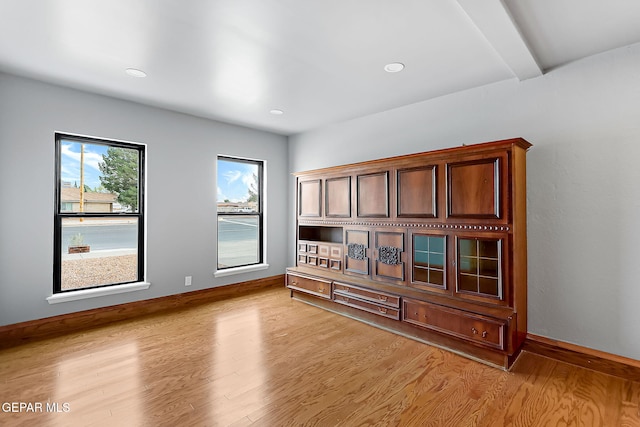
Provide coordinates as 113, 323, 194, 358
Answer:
54, 133, 145, 293
216, 156, 264, 270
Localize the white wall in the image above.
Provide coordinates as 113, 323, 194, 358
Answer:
0, 73, 288, 326
289, 43, 640, 360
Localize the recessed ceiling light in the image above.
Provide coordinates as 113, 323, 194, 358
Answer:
270, 109, 284, 115
384, 62, 405, 73
125, 68, 147, 78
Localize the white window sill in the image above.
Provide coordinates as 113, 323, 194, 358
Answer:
46, 282, 151, 304
214, 263, 269, 278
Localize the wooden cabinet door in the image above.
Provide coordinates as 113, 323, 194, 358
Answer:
397, 166, 437, 218
409, 231, 447, 293
344, 229, 370, 277
356, 171, 389, 218
373, 229, 405, 284
447, 154, 507, 220
454, 234, 510, 306
298, 178, 322, 218
325, 176, 351, 218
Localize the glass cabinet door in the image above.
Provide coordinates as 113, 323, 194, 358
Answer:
410, 233, 446, 291
457, 237, 502, 299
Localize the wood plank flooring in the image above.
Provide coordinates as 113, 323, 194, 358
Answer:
1, 286, 639, 427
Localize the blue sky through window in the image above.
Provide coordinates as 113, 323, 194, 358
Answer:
217, 158, 258, 203
60, 141, 108, 190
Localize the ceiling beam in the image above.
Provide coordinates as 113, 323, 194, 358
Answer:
456, 0, 543, 80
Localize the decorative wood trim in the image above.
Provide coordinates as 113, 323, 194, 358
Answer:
524, 333, 640, 381
299, 220, 510, 231
294, 138, 532, 177
0, 274, 285, 350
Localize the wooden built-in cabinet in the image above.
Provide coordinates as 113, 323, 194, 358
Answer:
287, 138, 531, 369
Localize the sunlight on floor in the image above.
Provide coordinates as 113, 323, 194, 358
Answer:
53, 342, 141, 425
212, 307, 265, 425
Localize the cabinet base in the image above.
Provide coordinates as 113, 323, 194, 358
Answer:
290, 289, 522, 370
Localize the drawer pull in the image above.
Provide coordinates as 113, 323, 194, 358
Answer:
291, 281, 297, 286
378, 295, 388, 302
318, 288, 324, 293
471, 328, 488, 338
378, 307, 388, 314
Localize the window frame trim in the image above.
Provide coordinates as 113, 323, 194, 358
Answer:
216, 155, 266, 272
53, 132, 146, 294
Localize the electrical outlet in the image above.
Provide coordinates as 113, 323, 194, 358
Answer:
185, 276, 192, 286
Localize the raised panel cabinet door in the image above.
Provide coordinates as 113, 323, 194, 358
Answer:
447, 157, 502, 219
356, 172, 389, 218
397, 166, 437, 217
325, 176, 351, 217
298, 179, 322, 217
344, 229, 370, 277
373, 229, 405, 284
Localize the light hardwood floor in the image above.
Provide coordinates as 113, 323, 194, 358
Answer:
1, 287, 639, 427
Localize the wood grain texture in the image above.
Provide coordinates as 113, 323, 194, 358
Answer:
0, 275, 284, 350
525, 333, 640, 382
1, 286, 637, 426
292, 139, 531, 369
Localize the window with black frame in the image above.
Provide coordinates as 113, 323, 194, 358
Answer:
216, 156, 263, 270
54, 133, 145, 293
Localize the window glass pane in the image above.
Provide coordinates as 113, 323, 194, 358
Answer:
413, 267, 428, 282
478, 240, 498, 258
459, 274, 477, 292
429, 252, 444, 268
61, 217, 138, 291
459, 238, 477, 257
429, 269, 444, 286
218, 215, 259, 268
429, 236, 444, 253
479, 259, 499, 277
59, 141, 139, 213
459, 256, 477, 274
479, 277, 499, 296
217, 158, 259, 213
414, 251, 428, 265
414, 235, 429, 251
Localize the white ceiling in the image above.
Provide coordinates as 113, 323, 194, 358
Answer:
1, 0, 640, 136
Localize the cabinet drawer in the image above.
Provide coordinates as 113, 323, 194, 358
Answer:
287, 273, 332, 299
333, 294, 400, 320
403, 298, 505, 350
333, 282, 400, 308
